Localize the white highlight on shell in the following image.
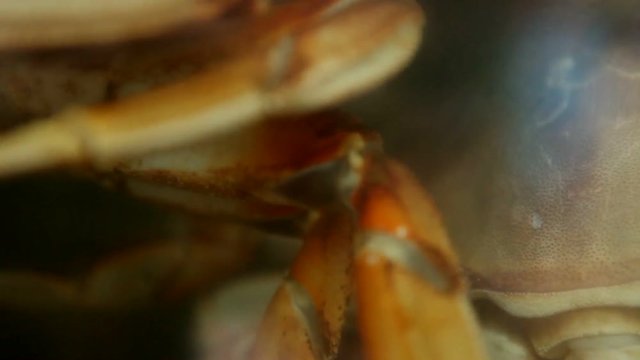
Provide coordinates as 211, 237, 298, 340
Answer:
530, 212, 543, 230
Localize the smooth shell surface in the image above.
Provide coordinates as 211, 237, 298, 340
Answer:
429, 3, 640, 316
0, 0, 424, 177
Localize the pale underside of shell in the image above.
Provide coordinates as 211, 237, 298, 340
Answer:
0, 0, 424, 177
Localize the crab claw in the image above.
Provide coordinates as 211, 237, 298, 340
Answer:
354, 159, 487, 360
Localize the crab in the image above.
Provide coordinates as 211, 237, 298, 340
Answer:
0, 0, 487, 359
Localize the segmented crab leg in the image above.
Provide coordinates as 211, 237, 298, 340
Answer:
248, 159, 487, 360
0, 221, 258, 309
354, 159, 487, 360
97, 111, 484, 359
107, 111, 367, 359
0, 0, 243, 49
0, 0, 423, 178
250, 208, 355, 360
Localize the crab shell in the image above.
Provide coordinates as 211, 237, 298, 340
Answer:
0, 0, 423, 176
429, 3, 640, 358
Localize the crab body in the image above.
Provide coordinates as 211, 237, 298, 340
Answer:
424, 3, 640, 359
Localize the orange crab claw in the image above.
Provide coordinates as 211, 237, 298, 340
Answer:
354, 159, 486, 360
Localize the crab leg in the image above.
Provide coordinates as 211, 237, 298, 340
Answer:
106, 111, 368, 359
0, 0, 422, 178
250, 208, 355, 360
97, 111, 485, 359
0, 221, 259, 309
249, 159, 488, 360
354, 159, 487, 360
